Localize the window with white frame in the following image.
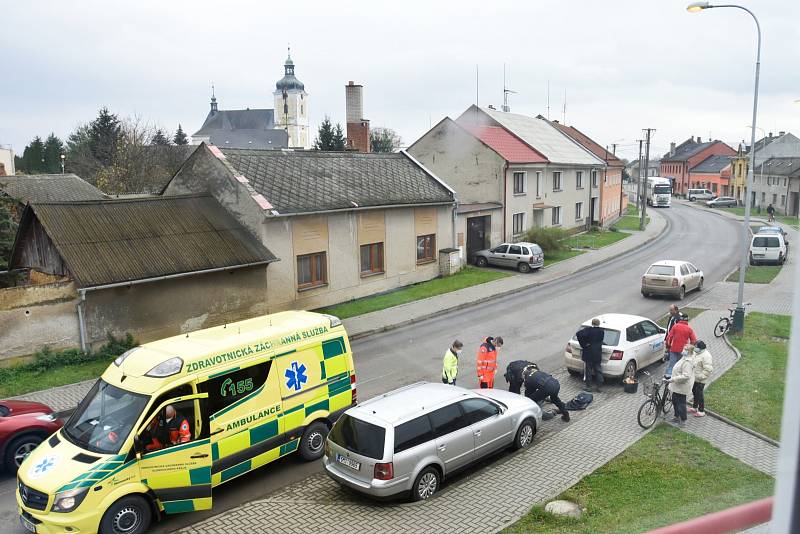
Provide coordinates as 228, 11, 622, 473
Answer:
513, 171, 526, 194
553, 171, 562, 191
512, 212, 525, 235
535, 171, 542, 197
575, 202, 583, 220
551, 206, 562, 226
592, 170, 598, 187
576, 171, 583, 189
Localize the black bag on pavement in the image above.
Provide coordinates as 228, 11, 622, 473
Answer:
564, 391, 594, 411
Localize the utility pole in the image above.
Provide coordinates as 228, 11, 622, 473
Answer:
641, 128, 656, 231
611, 143, 617, 155
636, 139, 644, 214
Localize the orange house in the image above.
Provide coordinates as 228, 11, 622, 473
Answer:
688, 154, 734, 196
661, 137, 736, 196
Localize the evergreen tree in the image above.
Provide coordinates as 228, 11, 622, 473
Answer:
21, 136, 46, 173
0, 198, 18, 270
314, 117, 335, 150
43, 133, 65, 173
151, 129, 171, 146
89, 107, 122, 166
173, 124, 188, 145
370, 127, 402, 153
333, 123, 346, 151
65, 124, 100, 180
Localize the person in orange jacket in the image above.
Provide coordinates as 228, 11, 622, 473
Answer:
476, 336, 503, 388
144, 405, 191, 451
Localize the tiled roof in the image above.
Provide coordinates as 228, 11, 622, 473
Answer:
217, 148, 455, 215
690, 155, 733, 174
192, 109, 288, 150
0, 174, 106, 203
662, 138, 713, 162
458, 106, 602, 166
13, 195, 276, 287
760, 157, 800, 177
459, 125, 547, 164
548, 122, 623, 166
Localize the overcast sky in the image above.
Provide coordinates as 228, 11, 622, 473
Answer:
2, 0, 798, 163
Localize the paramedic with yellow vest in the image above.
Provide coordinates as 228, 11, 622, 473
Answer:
442, 340, 463, 385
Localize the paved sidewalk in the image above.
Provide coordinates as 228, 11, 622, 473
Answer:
10, 211, 667, 411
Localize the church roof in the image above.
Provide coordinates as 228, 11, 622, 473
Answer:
275, 74, 305, 91
193, 109, 289, 150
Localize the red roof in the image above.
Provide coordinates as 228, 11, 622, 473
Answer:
549, 122, 623, 166
460, 125, 548, 164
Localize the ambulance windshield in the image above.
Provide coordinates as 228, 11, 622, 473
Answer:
63, 379, 150, 454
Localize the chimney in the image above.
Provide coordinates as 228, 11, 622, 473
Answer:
768, 132, 773, 138
696, 136, 702, 143
670, 142, 676, 156
487, 104, 496, 110
345, 81, 370, 153
779, 131, 786, 136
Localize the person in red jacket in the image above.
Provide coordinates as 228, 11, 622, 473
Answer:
144, 405, 191, 451
476, 336, 503, 388
665, 313, 697, 378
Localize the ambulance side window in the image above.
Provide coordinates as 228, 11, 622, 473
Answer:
144, 384, 194, 425
198, 361, 272, 416
139, 398, 197, 453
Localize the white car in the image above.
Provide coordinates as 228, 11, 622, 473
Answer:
564, 313, 667, 380
641, 260, 704, 300
750, 232, 788, 265
687, 188, 715, 202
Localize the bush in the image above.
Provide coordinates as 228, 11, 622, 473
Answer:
0, 334, 137, 385
522, 227, 569, 252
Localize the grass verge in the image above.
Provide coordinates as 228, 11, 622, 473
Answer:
612, 215, 649, 232
726, 264, 782, 284
0, 335, 136, 397
317, 266, 509, 320
504, 424, 774, 534
569, 230, 630, 250
705, 312, 790, 440
543, 249, 585, 267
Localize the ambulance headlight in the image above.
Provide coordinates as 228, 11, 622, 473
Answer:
114, 347, 140, 367
52, 487, 89, 512
145, 357, 183, 378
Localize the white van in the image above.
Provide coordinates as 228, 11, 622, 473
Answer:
749, 233, 787, 265
687, 189, 715, 202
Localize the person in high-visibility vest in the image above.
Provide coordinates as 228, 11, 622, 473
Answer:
476, 336, 503, 388
442, 340, 463, 385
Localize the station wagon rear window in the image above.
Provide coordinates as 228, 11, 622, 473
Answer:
329, 414, 385, 460
575, 326, 621, 346
753, 236, 780, 248
647, 265, 675, 276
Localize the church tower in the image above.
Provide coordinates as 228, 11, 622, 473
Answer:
274, 49, 310, 149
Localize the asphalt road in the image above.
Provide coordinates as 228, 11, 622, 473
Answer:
0, 203, 741, 534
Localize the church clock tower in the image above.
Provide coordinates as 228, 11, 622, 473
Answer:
273, 48, 310, 149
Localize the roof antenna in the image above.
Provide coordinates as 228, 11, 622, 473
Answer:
502, 63, 516, 113
562, 89, 567, 124
546, 81, 550, 120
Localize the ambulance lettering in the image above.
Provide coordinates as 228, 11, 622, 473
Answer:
225, 405, 281, 431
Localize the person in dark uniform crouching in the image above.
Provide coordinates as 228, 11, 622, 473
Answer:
523, 363, 570, 422
504, 360, 538, 394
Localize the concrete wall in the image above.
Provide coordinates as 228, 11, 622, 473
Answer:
0, 147, 14, 175
0, 280, 80, 361
82, 267, 269, 348
409, 119, 505, 204
752, 173, 799, 213
538, 165, 599, 231
262, 205, 453, 311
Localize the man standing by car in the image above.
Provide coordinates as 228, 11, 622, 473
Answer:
523, 364, 570, 422
576, 318, 605, 392
476, 336, 503, 388
663, 305, 681, 362
441, 340, 463, 386
665, 313, 697, 378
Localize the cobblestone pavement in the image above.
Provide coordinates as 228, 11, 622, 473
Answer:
178, 370, 655, 534
9, 378, 95, 413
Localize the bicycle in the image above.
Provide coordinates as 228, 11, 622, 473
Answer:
637, 370, 673, 429
714, 302, 751, 337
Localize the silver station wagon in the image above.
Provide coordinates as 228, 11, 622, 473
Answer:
473, 241, 545, 273
324, 382, 541, 501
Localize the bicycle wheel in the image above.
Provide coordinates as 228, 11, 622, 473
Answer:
714, 318, 729, 338
662, 390, 673, 415
637, 399, 660, 429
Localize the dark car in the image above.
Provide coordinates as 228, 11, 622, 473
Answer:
0, 400, 63, 473
705, 196, 737, 208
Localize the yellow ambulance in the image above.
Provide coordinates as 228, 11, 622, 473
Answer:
17, 311, 357, 534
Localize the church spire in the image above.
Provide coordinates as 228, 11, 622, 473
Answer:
285, 44, 294, 76
210, 84, 218, 114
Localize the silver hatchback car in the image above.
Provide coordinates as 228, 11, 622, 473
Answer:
474, 241, 545, 273
324, 382, 541, 501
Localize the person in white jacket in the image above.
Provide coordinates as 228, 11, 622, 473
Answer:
689, 340, 713, 417
668, 347, 695, 427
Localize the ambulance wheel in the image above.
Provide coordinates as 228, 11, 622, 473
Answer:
411, 466, 441, 501
299, 421, 329, 461
99, 495, 152, 534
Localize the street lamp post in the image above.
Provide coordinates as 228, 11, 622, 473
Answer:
60, 154, 65, 174
687, 1, 761, 333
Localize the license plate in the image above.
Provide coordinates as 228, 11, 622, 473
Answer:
19, 514, 36, 533
336, 453, 361, 471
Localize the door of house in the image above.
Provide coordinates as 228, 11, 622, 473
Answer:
532, 209, 544, 229
466, 216, 490, 262
591, 198, 598, 224
791, 192, 799, 217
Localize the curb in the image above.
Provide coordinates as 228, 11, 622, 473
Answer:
349, 213, 670, 341
705, 409, 780, 448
